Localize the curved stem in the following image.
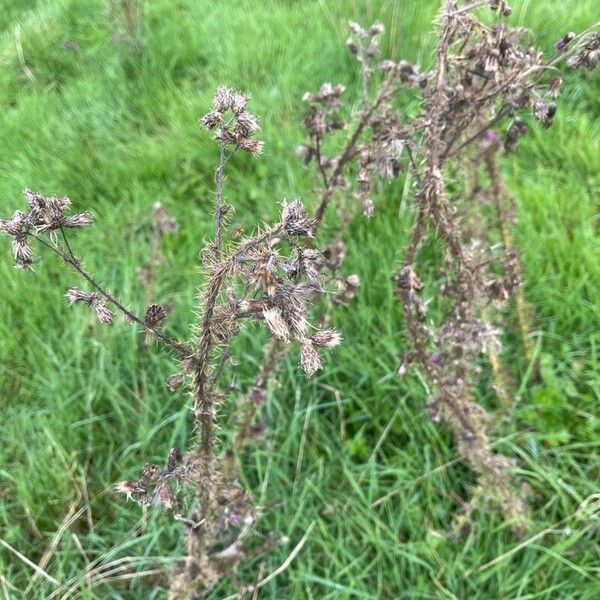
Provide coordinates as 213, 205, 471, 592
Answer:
31, 233, 189, 358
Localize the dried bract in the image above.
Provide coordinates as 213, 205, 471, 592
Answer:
66, 288, 115, 324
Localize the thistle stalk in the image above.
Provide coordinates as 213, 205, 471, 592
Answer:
484, 151, 535, 366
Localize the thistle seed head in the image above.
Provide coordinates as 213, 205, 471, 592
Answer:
65, 287, 115, 324
348, 21, 366, 39
300, 340, 322, 376
368, 23, 385, 36
144, 303, 170, 327
311, 329, 342, 348
281, 198, 314, 237
262, 307, 290, 342
202, 86, 263, 155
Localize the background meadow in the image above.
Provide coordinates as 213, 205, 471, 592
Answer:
1, 0, 599, 597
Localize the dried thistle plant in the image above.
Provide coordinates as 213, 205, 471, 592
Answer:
297, 3, 599, 530
136, 202, 178, 344
298, 24, 407, 224
421, 10, 596, 528
2, 5, 599, 597
0, 88, 341, 598
109, 0, 145, 62
391, 1, 599, 529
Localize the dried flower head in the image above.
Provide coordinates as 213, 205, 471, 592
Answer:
281, 198, 314, 237
0, 190, 93, 269
201, 86, 263, 155
65, 288, 115, 324
311, 329, 342, 348
555, 31, 576, 51
262, 307, 290, 342
566, 33, 600, 70
144, 303, 171, 327
300, 340, 322, 376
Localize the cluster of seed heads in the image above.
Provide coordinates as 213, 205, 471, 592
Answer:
297, 5, 598, 529
566, 33, 600, 70
0, 190, 92, 270
200, 86, 264, 155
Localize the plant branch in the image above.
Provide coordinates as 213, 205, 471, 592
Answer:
30, 233, 189, 358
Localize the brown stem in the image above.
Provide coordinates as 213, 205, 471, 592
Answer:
484, 151, 535, 366
172, 223, 284, 597
214, 138, 227, 259
314, 72, 396, 224
31, 233, 189, 358
222, 339, 287, 479
313, 133, 330, 188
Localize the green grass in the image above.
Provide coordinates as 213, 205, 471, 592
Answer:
1, 0, 599, 598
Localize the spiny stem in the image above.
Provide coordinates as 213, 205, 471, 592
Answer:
181, 221, 285, 586
214, 137, 227, 259
223, 338, 287, 479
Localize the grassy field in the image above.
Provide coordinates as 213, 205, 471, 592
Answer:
1, 0, 599, 598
